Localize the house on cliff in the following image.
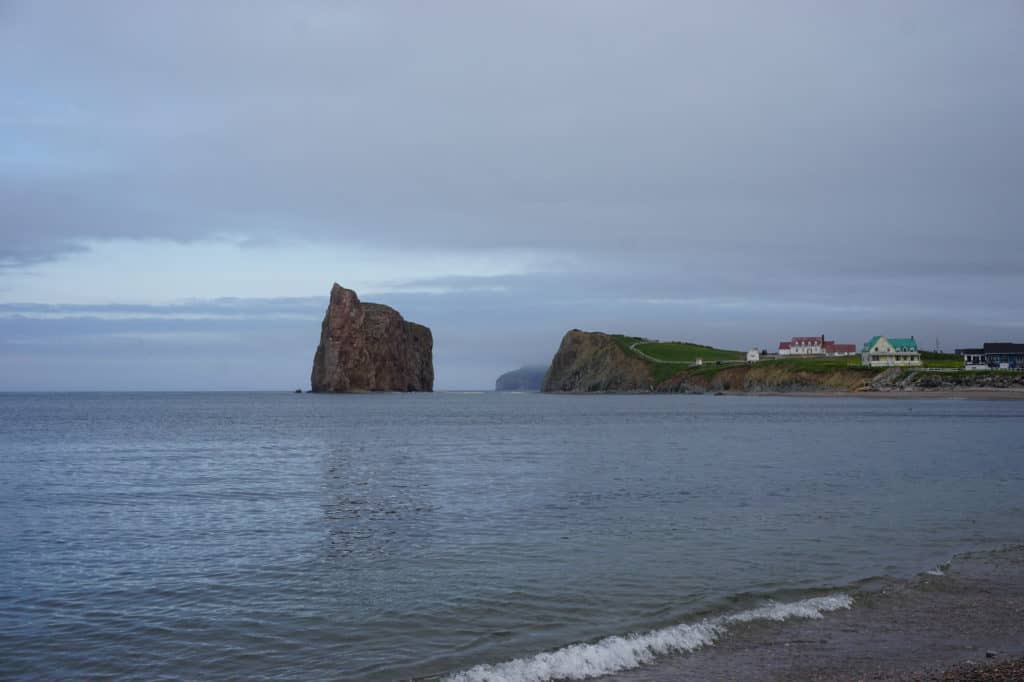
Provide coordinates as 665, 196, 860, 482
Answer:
778, 335, 857, 357
861, 336, 922, 367
955, 343, 1024, 370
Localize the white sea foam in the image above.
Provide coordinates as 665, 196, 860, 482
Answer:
444, 622, 720, 682
723, 594, 853, 623
444, 593, 853, 682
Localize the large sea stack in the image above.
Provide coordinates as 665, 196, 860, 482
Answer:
310, 283, 434, 392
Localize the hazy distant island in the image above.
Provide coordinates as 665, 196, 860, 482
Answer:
542, 329, 1024, 396
310, 283, 433, 393
494, 365, 549, 392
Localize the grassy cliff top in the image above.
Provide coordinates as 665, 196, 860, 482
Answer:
611, 335, 745, 382
610, 335, 967, 384
612, 336, 741, 360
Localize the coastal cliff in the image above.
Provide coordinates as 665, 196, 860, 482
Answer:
310, 283, 433, 393
658, 365, 873, 393
541, 329, 1024, 395
495, 365, 549, 392
540, 330, 873, 393
540, 330, 864, 393
542, 330, 652, 392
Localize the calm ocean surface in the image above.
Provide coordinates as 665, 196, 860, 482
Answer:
2, 392, 1023, 680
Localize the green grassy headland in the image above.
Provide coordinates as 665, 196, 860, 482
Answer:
612, 335, 745, 382
613, 335, 968, 384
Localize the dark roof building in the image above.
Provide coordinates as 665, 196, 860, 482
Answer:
955, 342, 1024, 369
982, 342, 1024, 355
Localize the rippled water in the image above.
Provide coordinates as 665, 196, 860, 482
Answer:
1, 392, 1023, 680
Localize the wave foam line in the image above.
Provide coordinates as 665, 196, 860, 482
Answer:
444, 593, 853, 682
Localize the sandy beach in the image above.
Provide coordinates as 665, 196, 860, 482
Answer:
608, 546, 1024, 681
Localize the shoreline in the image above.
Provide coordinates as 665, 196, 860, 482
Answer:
606, 545, 1024, 681
539, 389, 1024, 400
730, 389, 1024, 400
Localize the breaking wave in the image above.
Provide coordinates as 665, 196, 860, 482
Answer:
443, 594, 853, 682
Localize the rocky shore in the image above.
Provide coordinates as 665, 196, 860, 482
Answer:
608, 546, 1024, 681
742, 389, 1024, 401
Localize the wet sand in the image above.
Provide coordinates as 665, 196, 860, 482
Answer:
607, 546, 1024, 681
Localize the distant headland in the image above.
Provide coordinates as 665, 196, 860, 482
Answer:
495, 365, 548, 392
310, 283, 433, 393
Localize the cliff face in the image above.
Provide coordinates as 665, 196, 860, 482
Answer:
495, 365, 549, 392
658, 365, 874, 394
540, 328, 1024, 395
542, 330, 652, 392
541, 329, 876, 394
310, 283, 433, 392
879, 368, 1024, 392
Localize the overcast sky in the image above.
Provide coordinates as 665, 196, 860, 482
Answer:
2, 1, 1022, 390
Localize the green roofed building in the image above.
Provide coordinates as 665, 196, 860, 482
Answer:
861, 336, 922, 367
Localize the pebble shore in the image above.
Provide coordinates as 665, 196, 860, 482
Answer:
609, 546, 1024, 681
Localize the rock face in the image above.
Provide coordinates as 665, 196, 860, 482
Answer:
542, 330, 652, 392
310, 283, 433, 392
541, 329, 874, 394
879, 368, 1024, 392
657, 365, 874, 394
495, 365, 549, 392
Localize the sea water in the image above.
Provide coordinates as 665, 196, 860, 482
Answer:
1, 392, 1022, 680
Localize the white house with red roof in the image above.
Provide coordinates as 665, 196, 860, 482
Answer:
778, 335, 857, 357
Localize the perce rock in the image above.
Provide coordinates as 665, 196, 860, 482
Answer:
310, 283, 433, 392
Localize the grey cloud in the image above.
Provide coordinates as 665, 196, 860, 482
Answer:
2, 1, 1022, 264
0, 297, 325, 317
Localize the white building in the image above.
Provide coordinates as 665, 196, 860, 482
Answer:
746, 349, 761, 362
778, 335, 857, 356
778, 336, 823, 355
861, 336, 922, 367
